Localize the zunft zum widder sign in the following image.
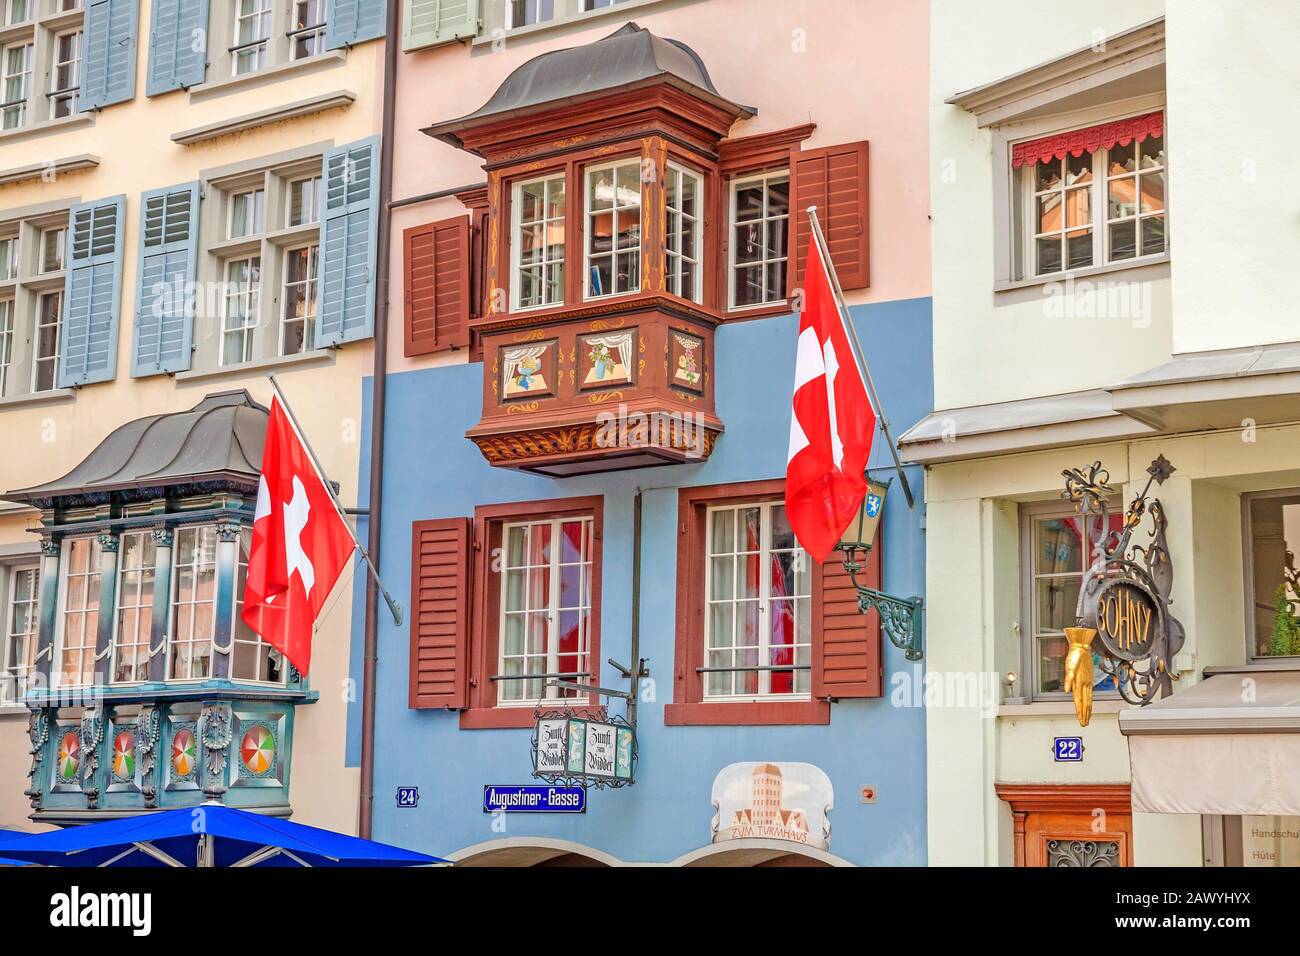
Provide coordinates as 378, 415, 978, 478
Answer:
532, 711, 636, 789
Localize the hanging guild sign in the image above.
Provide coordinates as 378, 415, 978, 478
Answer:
532, 713, 635, 788
1059, 455, 1186, 728
710, 762, 834, 850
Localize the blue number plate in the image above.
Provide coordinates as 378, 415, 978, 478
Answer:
1053, 737, 1084, 762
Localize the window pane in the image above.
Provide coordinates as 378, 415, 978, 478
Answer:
1141, 216, 1165, 256
1140, 135, 1164, 169
1064, 153, 1091, 186
1140, 170, 1165, 213
1249, 494, 1300, 657
1035, 577, 1081, 632
1108, 177, 1137, 219
1108, 141, 1136, 175
1037, 634, 1068, 693
1109, 220, 1137, 260
1035, 159, 1062, 191
1034, 517, 1084, 574
1035, 236, 1062, 274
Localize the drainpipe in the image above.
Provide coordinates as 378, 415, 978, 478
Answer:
358, 2, 401, 841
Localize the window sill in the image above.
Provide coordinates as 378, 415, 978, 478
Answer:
664, 700, 830, 726
460, 704, 602, 730
172, 90, 356, 145
187, 50, 347, 103
0, 387, 75, 409
724, 301, 794, 322
994, 253, 1170, 293
0, 112, 93, 145
473, 0, 675, 48
174, 348, 335, 384
0, 704, 29, 718
997, 699, 1128, 718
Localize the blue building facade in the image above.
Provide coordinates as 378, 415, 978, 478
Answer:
348, 297, 932, 865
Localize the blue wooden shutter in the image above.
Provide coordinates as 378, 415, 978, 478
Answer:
80, 0, 140, 111
145, 0, 209, 95
316, 136, 380, 347
58, 196, 126, 387
403, 0, 478, 51
132, 182, 201, 376
325, 0, 387, 49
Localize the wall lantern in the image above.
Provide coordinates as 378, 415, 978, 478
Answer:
837, 477, 924, 661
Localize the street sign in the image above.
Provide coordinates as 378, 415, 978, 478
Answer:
1053, 737, 1084, 762
531, 713, 636, 787
483, 785, 586, 813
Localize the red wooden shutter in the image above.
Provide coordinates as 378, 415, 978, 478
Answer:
812, 531, 883, 699
403, 216, 470, 357
409, 518, 472, 709
789, 141, 870, 292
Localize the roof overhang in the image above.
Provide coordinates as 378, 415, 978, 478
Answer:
1120, 669, 1300, 816
1109, 340, 1300, 431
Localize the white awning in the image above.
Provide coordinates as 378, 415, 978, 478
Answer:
1119, 670, 1300, 815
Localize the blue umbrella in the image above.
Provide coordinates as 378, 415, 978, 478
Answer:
0, 827, 35, 866
0, 805, 446, 867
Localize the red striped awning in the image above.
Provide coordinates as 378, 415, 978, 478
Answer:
1011, 111, 1164, 169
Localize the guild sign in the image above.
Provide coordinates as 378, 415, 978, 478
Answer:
1093, 579, 1159, 661
531, 711, 636, 789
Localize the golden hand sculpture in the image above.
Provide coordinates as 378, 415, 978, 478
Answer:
1063, 627, 1098, 727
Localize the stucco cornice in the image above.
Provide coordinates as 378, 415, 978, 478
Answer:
946, 17, 1165, 127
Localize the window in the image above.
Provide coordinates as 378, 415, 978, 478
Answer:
288, 0, 326, 59
0, 299, 13, 394
220, 256, 261, 365
729, 171, 789, 309
228, 188, 265, 238
583, 0, 631, 8
1, 42, 32, 129
508, 0, 554, 28
1019, 129, 1166, 277
1020, 503, 1124, 698
31, 290, 61, 392
3, 0, 30, 24
169, 526, 217, 680
232, 527, 283, 682
3, 564, 38, 703
48, 29, 80, 118
111, 532, 155, 683
665, 163, 702, 302
39, 225, 65, 273
57, 537, 101, 687
280, 243, 317, 355
512, 174, 565, 311
286, 175, 320, 227
585, 159, 641, 299
1244, 491, 1300, 658
0, 234, 15, 279
231, 0, 272, 76
496, 516, 593, 705
704, 501, 811, 700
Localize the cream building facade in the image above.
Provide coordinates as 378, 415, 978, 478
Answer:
912, 0, 1300, 867
0, 0, 386, 834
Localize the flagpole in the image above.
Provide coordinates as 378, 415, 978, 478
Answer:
805, 206, 916, 510
267, 374, 404, 626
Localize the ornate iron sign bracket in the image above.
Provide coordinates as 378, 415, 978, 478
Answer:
1059, 455, 1185, 726
843, 555, 924, 662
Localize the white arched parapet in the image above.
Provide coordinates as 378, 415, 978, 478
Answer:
447, 837, 625, 867
669, 839, 854, 868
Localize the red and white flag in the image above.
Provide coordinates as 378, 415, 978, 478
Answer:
785, 235, 876, 562
241, 395, 355, 676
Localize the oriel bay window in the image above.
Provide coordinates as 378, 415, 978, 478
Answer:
2, 563, 39, 703
112, 531, 155, 683
417, 23, 869, 474
57, 537, 101, 687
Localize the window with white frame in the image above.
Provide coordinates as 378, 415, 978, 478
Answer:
508, 0, 555, 28
48, 29, 80, 119
512, 174, 565, 311
31, 290, 61, 392
39, 224, 64, 273
228, 187, 265, 238
1, 42, 32, 129
582, 0, 631, 9
280, 243, 317, 355
1019, 132, 1166, 277
169, 526, 217, 680
728, 170, 789, 309
57, 537, 101, 687
231, 527, 284, 682
220, 256, 260, 366
231, 0, 272, 76
286, 175, 320, 227
704, 501, 812, 700
288, 0, 326, 59
2, 564, 39, 703
111, 531, 155, 683
0, 233, 16, 279
3, 0, 31, 25
1020, 502, 1124, 698
665, 163, 702, 302
0, 299, 13, 394
585, 159, 641, 299
496, 516, 593, 705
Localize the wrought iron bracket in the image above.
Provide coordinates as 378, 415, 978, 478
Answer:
843, 554, 924, 661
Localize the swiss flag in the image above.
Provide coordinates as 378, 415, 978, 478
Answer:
241, 395, 356, 676
785, 236, 876, 562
